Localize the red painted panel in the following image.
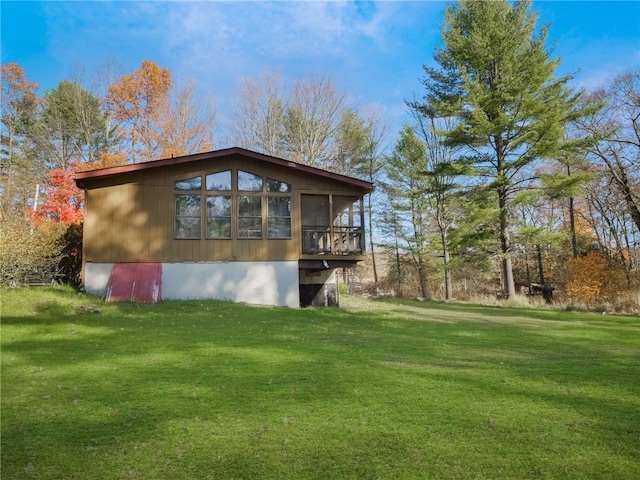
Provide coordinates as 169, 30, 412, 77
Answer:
106, 263, 162, 304
132, 263, 162, 303
106, 263, 137, 302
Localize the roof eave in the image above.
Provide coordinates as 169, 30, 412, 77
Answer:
74, 147, 373, 192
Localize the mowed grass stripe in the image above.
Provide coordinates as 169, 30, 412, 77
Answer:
2, 287, 639, 479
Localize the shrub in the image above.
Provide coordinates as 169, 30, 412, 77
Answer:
0, 213, 66, 286
564, 252, 618, 306
58, 223, 83, 287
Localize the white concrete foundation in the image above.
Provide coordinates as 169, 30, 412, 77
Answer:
84, 261, 300, 308
84, 263, 114, 296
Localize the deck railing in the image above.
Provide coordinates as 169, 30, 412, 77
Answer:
302, 226, 363, 255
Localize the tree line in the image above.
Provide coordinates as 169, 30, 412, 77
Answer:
1, 61, 384, 211
2, 0, 639, 310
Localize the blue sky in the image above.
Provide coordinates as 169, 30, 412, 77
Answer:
2, 0, 639, 147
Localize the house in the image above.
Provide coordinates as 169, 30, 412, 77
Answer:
74, 147, 374, 307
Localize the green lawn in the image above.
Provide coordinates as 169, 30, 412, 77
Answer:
2, 287, 639, 479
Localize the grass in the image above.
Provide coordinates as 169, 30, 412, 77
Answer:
1, 286, 639, 479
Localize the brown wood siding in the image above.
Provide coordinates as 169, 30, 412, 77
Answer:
83, 154, 368, 263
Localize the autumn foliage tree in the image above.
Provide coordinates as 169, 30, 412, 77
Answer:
564, 252, 618, 306
0, 64, 58, 286
27, 165, 84, 286
1, 64, 77, 286
107, 60, 172, 162
31, 166, 83, 224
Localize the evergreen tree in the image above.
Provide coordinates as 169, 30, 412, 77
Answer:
31, 80, 109, 169
415, 0, 591, 297
0, 63, 39, 214
383, 126, 432, 299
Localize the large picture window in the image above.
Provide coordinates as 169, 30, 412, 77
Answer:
174, 170, 291, 241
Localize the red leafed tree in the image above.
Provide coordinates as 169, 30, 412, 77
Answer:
31, 167, 83, 224
29, 166, 84, 286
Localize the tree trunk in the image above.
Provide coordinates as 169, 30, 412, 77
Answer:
567, 165, 578, 258
443, 252, 453, 300
536, 244, 545, 285
502, 255, 516, 299
366, 194, 378, 287
569, 195, 578, 258
441, 230, 453, 300
395, 248, 402, 297
394, 221, 402, 297
498, 188, 516, 298
417, 259, 431, 300
618, 172, 640, 234
524, 246, 532, 291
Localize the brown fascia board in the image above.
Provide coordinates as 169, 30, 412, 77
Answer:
74, 146, 374, 191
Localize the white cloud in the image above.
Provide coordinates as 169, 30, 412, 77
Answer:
160, 1, 392, 63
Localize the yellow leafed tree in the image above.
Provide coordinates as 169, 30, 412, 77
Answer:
564, 252, 618, 305
107, 60, 172, 163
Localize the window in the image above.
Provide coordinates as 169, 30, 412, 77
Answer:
267, 178, 291, 193
175, 170, 291, 241
206, 196, 231, 238
175, 195, 201, 238
175, 176, 202, 238
266, 176, 291, 239
268, 196, 291, 238
206, 171, 231, 191
238, 195, 262, 238
175, 176, 201, 190
238, 171, 263, 191
206, 170, 232, 239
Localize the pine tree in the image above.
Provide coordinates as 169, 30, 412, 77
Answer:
31, 81, 109, 169
416, 0, 591, 297
383, 126, 432, 299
